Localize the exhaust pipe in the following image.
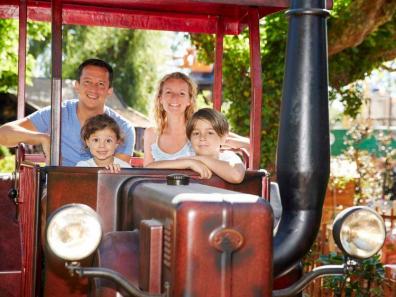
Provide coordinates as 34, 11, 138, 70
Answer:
274, 0, 330, 276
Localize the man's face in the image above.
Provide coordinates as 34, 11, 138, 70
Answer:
75, 65, 113, 111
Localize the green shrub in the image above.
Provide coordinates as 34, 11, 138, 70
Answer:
0, 146, 15, 173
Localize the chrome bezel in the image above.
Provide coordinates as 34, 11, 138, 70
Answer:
332, 206, 386, 259
46, 203, 102, 261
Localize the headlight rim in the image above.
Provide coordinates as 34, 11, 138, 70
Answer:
332, 205, 386, 260
46, 203, 102, 261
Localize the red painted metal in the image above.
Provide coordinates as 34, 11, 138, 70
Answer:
0, 175, 22, 297
139, 220, 163, 294
261, 174, 270, 200
213, 17, 224, 111
0, 1, 289, 34
18, 164, 41, 297
128, 180, 273, 296
248, 8, 263, 170
50, 0, 62, 165
38, 167, 267, 296
17, 0, 26, 119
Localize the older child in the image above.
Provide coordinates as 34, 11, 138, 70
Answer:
76, 114, 131, 172
143, 72, 197, 166
146, 108, 245, 183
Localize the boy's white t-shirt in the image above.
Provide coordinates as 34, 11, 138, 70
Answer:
218, 150, 244, 165
76, 157, 131, 168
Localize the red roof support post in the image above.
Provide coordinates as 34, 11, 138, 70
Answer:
50, 0, 62, 166
213, 17, 224, 111
17, 0, 27, 119
248, 8, 263, 170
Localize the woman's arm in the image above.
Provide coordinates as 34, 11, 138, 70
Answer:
224, 132, 250, 152
143, 127, 156, 166
189, 155, 245, 183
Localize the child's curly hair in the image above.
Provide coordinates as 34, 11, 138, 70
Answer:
81, 114, 124, 149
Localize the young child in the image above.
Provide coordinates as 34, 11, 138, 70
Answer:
146, 108, 246, 183
76, 114, 131, 172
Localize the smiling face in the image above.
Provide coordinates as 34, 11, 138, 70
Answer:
75, 65, 113, 112
159, 78, 191, 116
85, 127, 119, 166
189, 119, 226, 158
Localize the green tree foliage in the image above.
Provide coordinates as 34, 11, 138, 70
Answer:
62, 25, 168, 113
191, 14, 288, 167
0, 19, 50, 93
192, 0, 396, 168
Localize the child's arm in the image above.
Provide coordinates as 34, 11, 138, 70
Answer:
189, 155, 245, 184
145, 159, 212, 179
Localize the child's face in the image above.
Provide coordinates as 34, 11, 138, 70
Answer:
160, 78, 191, 115
189, 119, 226, 158
86, 128, 119, 164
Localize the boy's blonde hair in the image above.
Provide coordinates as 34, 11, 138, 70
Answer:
186, 108, 229, 139
80, 114, 124, 149
154, 72, 197, 133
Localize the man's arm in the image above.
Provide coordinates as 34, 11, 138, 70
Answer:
189, 155, 245, 184
0, 118, 50, 161
146, 159, 212, 179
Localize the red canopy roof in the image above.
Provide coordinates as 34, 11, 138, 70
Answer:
0, 0, 290, 34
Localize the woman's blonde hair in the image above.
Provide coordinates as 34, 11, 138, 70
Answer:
154, 72, 197, 133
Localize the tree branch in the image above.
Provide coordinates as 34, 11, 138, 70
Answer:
328, 0, 396, 56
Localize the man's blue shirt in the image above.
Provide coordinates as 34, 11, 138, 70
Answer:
27, 99, 135, 166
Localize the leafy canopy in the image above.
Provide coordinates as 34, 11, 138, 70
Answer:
192, 0, 396, 168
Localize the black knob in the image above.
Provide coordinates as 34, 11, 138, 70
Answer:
166, 174, 189, 186
8, 188, 18, 200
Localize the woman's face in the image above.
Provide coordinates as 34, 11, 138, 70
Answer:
160, 78, 191, 116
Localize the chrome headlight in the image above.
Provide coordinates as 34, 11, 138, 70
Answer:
46, 204, 102, 261
332, 206, 386, 259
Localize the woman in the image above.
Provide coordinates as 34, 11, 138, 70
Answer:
143, 72, 197, 166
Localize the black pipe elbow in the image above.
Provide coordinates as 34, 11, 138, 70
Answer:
273, 0, 330, 276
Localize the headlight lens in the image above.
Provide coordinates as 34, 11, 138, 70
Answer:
46, 204, 102, 261
332, 206, 386, 259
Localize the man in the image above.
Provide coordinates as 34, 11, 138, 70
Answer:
0, 58, 135, 166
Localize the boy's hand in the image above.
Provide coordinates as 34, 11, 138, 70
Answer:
105, 163, 121, 173
187, 159, 212, 179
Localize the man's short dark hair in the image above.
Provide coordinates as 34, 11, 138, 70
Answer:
76, 58, 114, 87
